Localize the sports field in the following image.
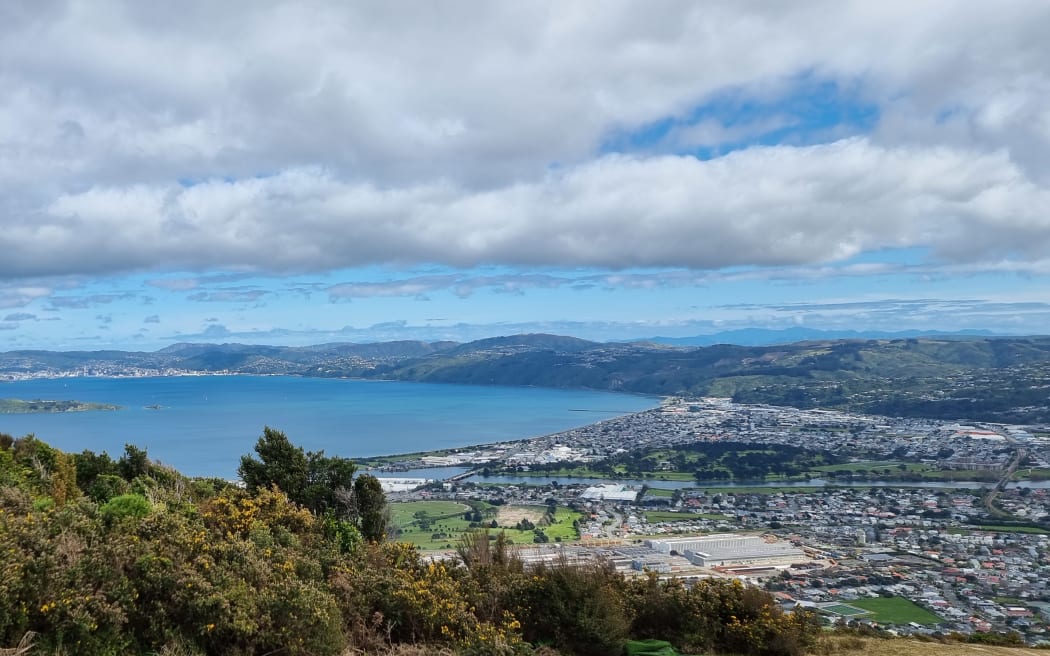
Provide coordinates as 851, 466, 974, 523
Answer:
848, 597, 944, 625
820, 603, 871, 619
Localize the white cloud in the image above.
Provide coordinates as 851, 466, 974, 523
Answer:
3, 139, 1044, 275
0, 1, 1048, 279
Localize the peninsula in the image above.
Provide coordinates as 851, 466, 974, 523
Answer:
0, 398, 121, 414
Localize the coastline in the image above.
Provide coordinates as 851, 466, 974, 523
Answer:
0, 376, 658, 478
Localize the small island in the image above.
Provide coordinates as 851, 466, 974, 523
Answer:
0, 398, 122, 414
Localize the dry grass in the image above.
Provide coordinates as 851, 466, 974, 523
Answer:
340, 645, 457, 656
814, 635, 1048, 656
496, 504, 547, 527
0, 633, 35, 656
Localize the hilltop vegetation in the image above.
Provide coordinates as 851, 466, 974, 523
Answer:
0, 428, 822, 656
5, 334, 1050, 422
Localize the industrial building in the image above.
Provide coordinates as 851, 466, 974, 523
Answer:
646, 533, 804, 568
580, 483, 639, 502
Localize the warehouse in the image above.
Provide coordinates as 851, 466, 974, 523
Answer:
580, 483, 639, 502
646, 534, 804, 568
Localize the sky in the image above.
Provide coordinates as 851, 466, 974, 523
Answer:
2, 1, 1050, 350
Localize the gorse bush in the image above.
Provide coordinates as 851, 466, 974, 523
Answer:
0, 431, 820, 656
99, 493, 152, 522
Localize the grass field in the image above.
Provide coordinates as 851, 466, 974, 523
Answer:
390, 500, 582, 550
848, 597, 944, 626
812, 461, 913, 473
543, 506, 584, 541
509, 468, 697, 481
974, 524, 1050, 534
949, 525, 1050, 536
389, 500, 475, 550
821, 603, 872, 618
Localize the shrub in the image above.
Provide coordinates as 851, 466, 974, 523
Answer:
517, 559, 629, 656
625, 574, 820, 656
89, 474, 129, 503
100, 494, 152, 523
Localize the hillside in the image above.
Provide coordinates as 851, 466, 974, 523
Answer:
1, 432, 827, 656
5, 335, 1050, 423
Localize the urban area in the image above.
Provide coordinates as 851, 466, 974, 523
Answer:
376, 398, 1050, 644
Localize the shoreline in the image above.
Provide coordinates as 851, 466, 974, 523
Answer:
0, 376, 660, 477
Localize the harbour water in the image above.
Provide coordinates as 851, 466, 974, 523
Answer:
0, 376, 657, 478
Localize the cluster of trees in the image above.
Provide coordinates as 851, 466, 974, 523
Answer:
1, 429, 821, 656
528, 442, 839, 482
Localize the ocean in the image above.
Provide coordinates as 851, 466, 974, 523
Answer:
0, 376, 656, 478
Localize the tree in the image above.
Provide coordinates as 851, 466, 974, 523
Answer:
239, 427, 309, 501
353, 474, 387, 542
303, 450, 357, 515
238, 427, 357, 515
118, 444, 150, 481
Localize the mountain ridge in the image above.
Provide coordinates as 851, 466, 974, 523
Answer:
5, 333, 1050, 423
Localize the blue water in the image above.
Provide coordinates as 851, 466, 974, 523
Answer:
0, 376, 656, 478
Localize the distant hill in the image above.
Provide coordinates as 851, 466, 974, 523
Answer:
4, 333, 1050, 423
637, 327, 1002, 347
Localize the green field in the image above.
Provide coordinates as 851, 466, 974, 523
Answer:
545, 506, 584, 541
812, 461, 913, 473
820, 603, 872, 618
508, 467, 696, 482
973, 524, 1050, 534
389, 500, 476, 549
389, 500, 582, 550
848, 597, 944, 626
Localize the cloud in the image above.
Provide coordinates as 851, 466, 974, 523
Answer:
47, 293, 136, 309
186, 289, 268, 303
326, 273, 572, 301
0, 286, 52, 309
5, 139, 1044, 276
3, 312, 37, 321
147, 272, 259, 291
0, 2, 1047, 280
144, 314, 160, 323
327, 275, 459, 301
201, 324, 231, 338
147, 278, 200, 292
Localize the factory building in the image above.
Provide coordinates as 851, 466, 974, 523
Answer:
646, 533, 804, 568
580, 483, 639, 502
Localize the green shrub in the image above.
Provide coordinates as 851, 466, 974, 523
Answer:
89, 474, 129, 503
100, 493, 151, 523
517, 560, 629, 656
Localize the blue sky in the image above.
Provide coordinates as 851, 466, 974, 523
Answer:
2, 2, 1050, 349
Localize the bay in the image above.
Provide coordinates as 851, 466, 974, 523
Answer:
0, 376, 656, 478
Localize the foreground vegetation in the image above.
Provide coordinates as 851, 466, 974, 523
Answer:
0, 429, 821, 656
